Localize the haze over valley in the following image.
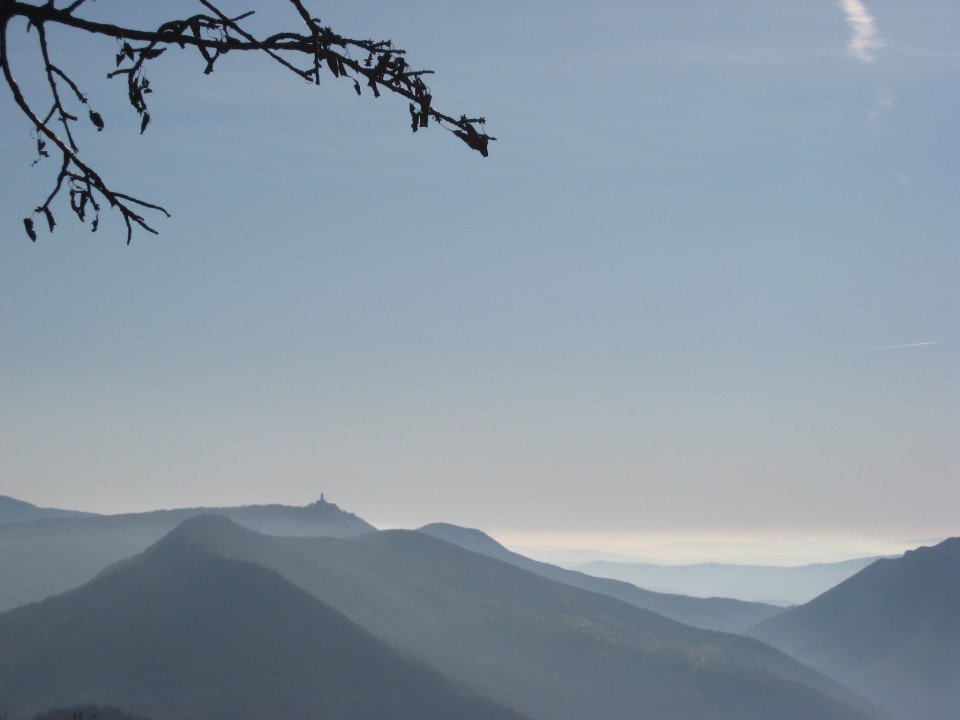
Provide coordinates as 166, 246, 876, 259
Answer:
1, 495, 957, 720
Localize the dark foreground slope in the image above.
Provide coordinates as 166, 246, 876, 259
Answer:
417, 522, 784, 632
31, 705, 150, 720
171, 515, 879, 720
0, 497, 373, 612
0, 523, 528, 720
747, 537, 960, 720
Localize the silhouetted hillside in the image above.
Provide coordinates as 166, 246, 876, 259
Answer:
575, 556, 880, 605
32, 705, 151, 720
417, 522, 784, 632
0, 498, 375, 612
0, 519, 529, 720
169, 516, 878, 720
0, 496, 97, 524
747, 537, 960, 720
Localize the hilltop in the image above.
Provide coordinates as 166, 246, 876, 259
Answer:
748, 537, 960, 720
0, 496, 374, 612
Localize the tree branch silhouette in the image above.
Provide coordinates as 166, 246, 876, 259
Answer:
1, 0, 495, 243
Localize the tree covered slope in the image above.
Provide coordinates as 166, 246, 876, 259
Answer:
748, 537, 960, 720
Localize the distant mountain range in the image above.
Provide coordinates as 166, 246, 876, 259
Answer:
574, 556, 881, 605
0, 497, 373, 613
0, 516, 528, 720
418, 522, 784, 633
3, 496, 956, 720
747, 537, 960, 720
1, 499, 782, 634
0, 514, 880, 720
0, 495, 98, 524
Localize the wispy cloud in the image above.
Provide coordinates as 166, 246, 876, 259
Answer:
840, 0, 885, 62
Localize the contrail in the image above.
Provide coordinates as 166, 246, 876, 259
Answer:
842, 341, 942, 354
840, 0, 885, 62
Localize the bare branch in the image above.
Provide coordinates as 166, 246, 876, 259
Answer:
198, 0, 308, 78
2, 15, 170, 242
1, 0, 494, 242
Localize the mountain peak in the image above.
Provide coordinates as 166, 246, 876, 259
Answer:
417, 522, 511, 556
306, 493, 331, 507
904, 535, 960, 559
0, 525, 530, 720
140, 514, 265, 566
159, 512, 256, 544
747, 534, 960, 720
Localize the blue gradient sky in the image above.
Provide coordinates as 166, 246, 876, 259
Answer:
2, 1, 957, 560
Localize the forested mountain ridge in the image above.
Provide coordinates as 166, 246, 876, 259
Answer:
0, 495, 97, 524
0, 497, 373, 612
117, 515, 882, 720
747, 537, 960, 720
0, 519, 530, 720
417, 521, 785, 632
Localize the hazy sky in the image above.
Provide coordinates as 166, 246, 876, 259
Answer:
2, 1, 957, 561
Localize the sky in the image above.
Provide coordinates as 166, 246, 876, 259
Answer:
1, 0, 958, 563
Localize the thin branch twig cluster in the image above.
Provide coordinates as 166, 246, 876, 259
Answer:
1, 0, 494, 243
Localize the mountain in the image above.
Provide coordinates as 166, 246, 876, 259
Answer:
747, 537, 960, 720
417, 522, 785, 633
0, 495, 98, 524
575, 556, 880, 605
31, 705, 150, 720
0, 517, 529, 720
166, 515, 879, 720
0, 497, 374, 613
